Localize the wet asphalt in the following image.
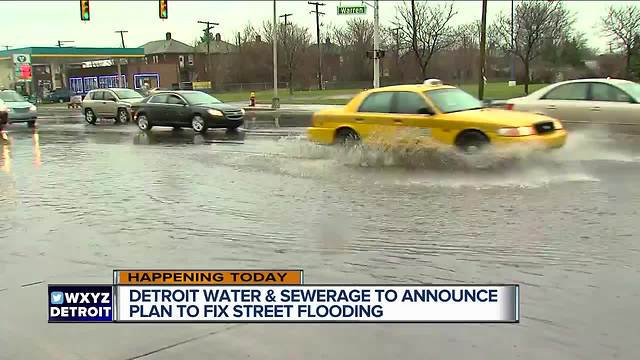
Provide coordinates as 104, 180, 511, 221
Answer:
1, 110, 640, 359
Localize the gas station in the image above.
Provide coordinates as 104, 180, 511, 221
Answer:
0, 47, 145, 101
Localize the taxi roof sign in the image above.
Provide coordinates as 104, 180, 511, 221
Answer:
423, 79, 443, 86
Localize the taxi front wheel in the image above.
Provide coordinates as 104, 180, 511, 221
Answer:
455, 130, 489, 153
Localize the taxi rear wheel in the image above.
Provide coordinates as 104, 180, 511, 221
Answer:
335, 128, 360, 146
455, 130, 489, 153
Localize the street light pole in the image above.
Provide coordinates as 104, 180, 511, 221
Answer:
272, 0, 279, 108
478, 0, 488, 100
362, 0, 381, 88
510, 0, 515, 84
373, 0, 380, 88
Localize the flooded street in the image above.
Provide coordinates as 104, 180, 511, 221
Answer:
1, 118, 640, 359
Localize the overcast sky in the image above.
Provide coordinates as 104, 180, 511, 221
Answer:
0, 1, 637, 53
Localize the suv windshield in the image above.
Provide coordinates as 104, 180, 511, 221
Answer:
0, 91, 26, 102
425, 88, 483, 113
616, 82, 640, 102
114, 89, 143, 99
181, 91, 221, 105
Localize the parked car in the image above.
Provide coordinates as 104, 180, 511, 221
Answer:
132, 91, 245, 133
307, 79, 567, 152
82, 88, 144, 125
504, 78, 640, 125
44, 88, 72, 103
0, 90, 37, 128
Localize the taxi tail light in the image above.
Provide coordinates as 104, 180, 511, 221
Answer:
503, 103, 514, 110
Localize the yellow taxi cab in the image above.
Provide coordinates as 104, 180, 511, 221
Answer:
307, 79, 567, 152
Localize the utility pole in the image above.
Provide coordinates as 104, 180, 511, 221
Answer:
478, 0, 488, 100
280, 13, 293, 94
197, 20, 219, 86
392, 27, 401, 81
55, 41, 74, 90
411, 0, 417, 56
308, 1, 325, 90
115, 30, 128, 48
114, 31, 128, 87
280, 13, 293, 28
272, 0, 279, 108
57, 40, 74, 47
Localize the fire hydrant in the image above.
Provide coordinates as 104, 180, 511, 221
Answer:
249, 91, 256, 107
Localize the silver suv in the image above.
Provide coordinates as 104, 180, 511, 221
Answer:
82, 88, 144, 125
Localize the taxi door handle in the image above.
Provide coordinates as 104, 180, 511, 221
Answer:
546, 105, 556, 110
590, 106, 601, 111
393, 119, 403, 124
355, 118, 364, 122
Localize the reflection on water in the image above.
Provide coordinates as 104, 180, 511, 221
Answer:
0, 129, 43, 174
1, 134, 10, 173
1, 124, 639, 357
133, 129, 246, 146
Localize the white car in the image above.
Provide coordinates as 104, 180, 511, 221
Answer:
504, 78, 640, 125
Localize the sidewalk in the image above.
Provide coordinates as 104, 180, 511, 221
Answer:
228, 102, 340, 113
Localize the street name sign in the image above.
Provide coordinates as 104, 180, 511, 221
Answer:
337, 5, 366, 15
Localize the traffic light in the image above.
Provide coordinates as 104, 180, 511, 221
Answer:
80, 0, 90, 21
159, 0, 168, 19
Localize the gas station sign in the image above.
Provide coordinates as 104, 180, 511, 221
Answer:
12, 54, 32, 80
12, 54, 31, 65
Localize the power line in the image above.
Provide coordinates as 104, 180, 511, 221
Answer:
115, 30, 128, 48
308, 2, 325, 90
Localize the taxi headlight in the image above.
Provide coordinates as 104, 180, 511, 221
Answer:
29, 105, 37, 112
240, 108, 245, 115
207, 109, 224, 117
553, 120, 563, 129
497, 126, 537, 137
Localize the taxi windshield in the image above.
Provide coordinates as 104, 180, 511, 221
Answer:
425, 88, 483, 113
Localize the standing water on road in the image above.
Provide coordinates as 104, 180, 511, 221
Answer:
1, 124, 639, 359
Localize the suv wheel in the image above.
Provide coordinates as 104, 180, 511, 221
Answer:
117, 108, 129, 124
85, 109, 97, 125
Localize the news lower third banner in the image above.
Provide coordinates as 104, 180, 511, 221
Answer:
48, 270, 519, 323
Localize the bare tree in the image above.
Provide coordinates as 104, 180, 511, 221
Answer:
452, 22, 480, 85
601, 5, 640, 79
393, 1, 457, 80
261, 21, 311, 93
492, 0, 574, 94
331, 18, 375, 82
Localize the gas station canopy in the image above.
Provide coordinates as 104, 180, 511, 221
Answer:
0, 47, 144, 64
